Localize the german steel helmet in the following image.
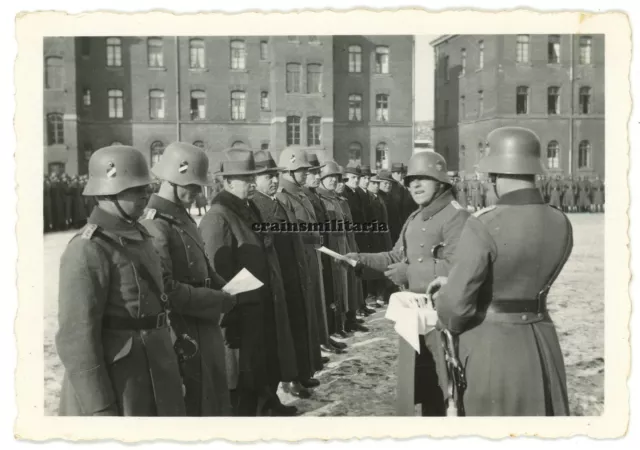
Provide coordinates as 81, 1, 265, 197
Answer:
83, 145, 152, 196
404, 151, 450, 186
320, 160, 341, 179
278, 146, 312, 171
152, 142, 210, 186
478, 127, 545, 175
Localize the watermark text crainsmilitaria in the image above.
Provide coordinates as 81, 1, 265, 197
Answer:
251, 220, 389, 234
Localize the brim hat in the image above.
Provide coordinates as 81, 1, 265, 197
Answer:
216, 148, 263, 176
254, 150, 284, 174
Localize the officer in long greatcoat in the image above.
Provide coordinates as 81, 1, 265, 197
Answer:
377, 169, 402, 244
56, 146, 186, 416
346, 152, 470, 416
468, 175, 484, 211
562, 176, 577, 213
577, 176, 592, 213
547, 175, 563, 209
428, 127, 572, 416
140, 142, 236, 416
251, 150, 323, 399
199, 148, 298, 416
276, 147, 344, 355
366, 173, 394, 307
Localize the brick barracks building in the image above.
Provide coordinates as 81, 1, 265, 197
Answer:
43, 36, 414, 176
430, 34, 604, 178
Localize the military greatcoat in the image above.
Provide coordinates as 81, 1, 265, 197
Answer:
354, 189, 470, 415
56, 207, 186, 416
140, 194, 234, 416
277, 178, 331, 345
436, 188, 572, 416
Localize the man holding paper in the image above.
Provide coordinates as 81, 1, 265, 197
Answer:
140, 142, 237, 416
199, 148, 298, 416
345, 152, 470, 416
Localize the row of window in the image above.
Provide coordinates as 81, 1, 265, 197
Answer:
76, 87, 391, 122
439, 35, 594, 80
441, 85, 593, 122
74, 37, 391, 74
458, 140, 593, 169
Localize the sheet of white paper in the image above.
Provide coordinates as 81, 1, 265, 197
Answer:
385, 291, 438, 353
316, 246, 357, 267
222, 268, 264, 296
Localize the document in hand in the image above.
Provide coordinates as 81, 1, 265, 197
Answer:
316, 246, 358, 267
222, 268, 264, 295
385, 291, 438, 353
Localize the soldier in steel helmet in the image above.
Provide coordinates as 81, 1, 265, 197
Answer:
56, 145, 186, 416
276, 146, 345, 355
345, 151, 471, 416
427, 127, 572, 416
139, 142, 238, 416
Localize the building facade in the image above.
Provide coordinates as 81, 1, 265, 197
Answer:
430, 34, 605, 178
43, 35, 414, 175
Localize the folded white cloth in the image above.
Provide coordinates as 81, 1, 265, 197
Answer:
385, 291, 438, 353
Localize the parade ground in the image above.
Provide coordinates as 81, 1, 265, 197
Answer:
43, 213, 604, 416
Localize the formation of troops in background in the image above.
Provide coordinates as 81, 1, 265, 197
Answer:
51, 128, 593, 417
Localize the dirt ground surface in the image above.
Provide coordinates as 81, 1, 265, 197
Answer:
43, 213, 604, 416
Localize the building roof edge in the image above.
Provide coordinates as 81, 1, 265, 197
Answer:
429, 35, 458, 47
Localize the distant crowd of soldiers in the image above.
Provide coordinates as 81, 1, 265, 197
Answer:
448, 172, 604, 214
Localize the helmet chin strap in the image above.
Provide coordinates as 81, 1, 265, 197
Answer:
108, 196, 136, 224
489, 174, 500, 199
170, 182, 190, 213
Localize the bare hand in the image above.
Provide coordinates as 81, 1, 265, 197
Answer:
426, 276, 448, 304
384, 262, 409, 287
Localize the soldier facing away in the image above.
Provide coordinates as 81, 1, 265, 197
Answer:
56, 145, 186, 416
428, 127, 572, 416
140, 142, 237, 416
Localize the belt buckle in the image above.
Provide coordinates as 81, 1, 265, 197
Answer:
204, 278, 211, 288
156, 312, 167, 328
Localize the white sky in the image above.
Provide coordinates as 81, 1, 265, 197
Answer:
415, 35, 436, 121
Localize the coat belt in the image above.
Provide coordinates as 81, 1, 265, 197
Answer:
183, 278, 211, 288
103, 313, 168, 330
487, 299, 546, 314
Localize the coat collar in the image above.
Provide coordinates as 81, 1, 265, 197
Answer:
497, 188, 545, 206
279, 177, 305, 197
146, 194, 194, 225
89, 206, 149, 241
419, 189, 455, 221
316, 186, 339, 200
212, 189, 261, 225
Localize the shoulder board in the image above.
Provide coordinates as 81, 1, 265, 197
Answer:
144, 208, 157, 220
450, 200, 463, 210
81, 223, 98, 240
473, 205, 497, 218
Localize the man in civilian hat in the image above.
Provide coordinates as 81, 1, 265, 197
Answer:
391, 162, 418, 227
345, 151, 470, 416
357, 165, 380, 308
342, 164, 375, 317
427, 127, 572, 416
366, 173, 394, 307
56, 145, 185, 416
199, 148, 298, 416
276, 146, 344, 355
373, 169, 400, 305
140, 142, 235, 416
251, 149, 323, 399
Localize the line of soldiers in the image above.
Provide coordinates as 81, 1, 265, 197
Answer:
55, 141, 418, 417
537, 174, 605, 213
451, 172, 604, 214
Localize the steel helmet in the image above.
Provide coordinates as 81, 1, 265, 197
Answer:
320, 160, 341, 179
151, 142, 210, 186
404, 151, 450, 186
83, 145, 152, 196
278, 146, 312, 171
478, 127, 545, 175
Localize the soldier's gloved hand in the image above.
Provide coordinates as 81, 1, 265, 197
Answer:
384, 262, 409, 287
426, 276, 448, 305
93, 404, 119, 416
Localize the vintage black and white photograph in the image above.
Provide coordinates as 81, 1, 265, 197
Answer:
14, 9, 630, 441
